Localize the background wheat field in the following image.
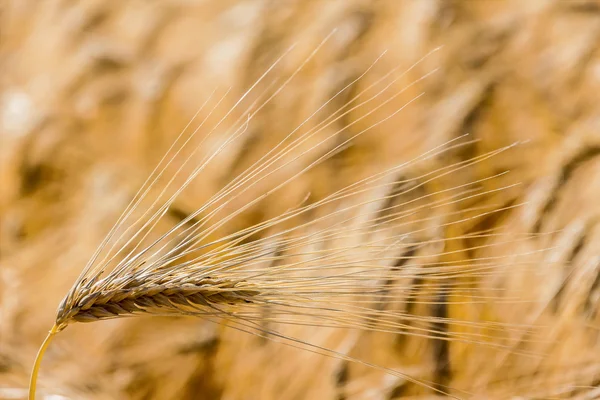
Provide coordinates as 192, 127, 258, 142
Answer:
3, 1, 600, 399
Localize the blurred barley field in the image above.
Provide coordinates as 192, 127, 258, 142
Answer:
3, 1, 600, 399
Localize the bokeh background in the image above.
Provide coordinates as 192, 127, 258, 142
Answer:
3, 1, 600, 399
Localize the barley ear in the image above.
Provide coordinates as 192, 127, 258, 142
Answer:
28, 324, 59, 400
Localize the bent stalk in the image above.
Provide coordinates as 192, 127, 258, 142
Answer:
29, 324, 59, 400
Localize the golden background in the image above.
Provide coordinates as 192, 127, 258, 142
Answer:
2, 1, 600, 399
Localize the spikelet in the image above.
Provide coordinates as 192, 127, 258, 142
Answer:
27, 34, 574, 399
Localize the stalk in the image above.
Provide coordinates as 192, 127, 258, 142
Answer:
29, 324, 59, 400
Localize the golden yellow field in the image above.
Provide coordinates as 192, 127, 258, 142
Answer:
3, 1, 600, 399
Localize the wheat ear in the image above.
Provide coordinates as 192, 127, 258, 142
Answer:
27, 48, 491, 399
27, 32, 560, 398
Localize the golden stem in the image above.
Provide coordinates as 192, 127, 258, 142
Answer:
29, 324, 59, 400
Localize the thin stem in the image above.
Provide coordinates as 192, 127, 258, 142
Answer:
29, 324, 59, 400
